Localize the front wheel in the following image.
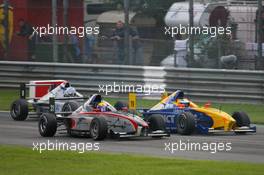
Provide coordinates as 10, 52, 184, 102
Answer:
176, 112, 195, 135
90, 117, 108, 140
232, 111, 251, 135
10, 99, 28, 121
232, 111, 250, 127
39, 113, 57, 137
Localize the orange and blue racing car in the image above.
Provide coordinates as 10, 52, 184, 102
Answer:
137, 90, 256, 135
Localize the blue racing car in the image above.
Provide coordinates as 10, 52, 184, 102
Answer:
131, 91, 256, 135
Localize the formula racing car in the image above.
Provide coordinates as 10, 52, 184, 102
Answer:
135, 90, 256, 135
38, 94, 170, 140
10, 80, 83, 121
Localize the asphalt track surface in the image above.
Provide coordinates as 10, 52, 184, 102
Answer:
0, 111, 263, 163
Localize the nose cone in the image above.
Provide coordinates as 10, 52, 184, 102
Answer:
196, 107, 236, 131
212, 109, 236, 131
125, 113, 149, 127
134, 116, 149, 127
215, 111, 236, 131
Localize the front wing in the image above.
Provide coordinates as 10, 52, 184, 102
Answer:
112, 127, 170, 138
197, 124, 257, 134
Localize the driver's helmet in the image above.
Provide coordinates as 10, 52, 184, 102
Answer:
176, 99, 190, 107
64, 87, 77, 97
96, 102, 107, 112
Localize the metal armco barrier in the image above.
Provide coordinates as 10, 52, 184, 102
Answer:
0, 61, 263, 104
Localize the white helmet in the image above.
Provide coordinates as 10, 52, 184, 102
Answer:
64, 87, 77, 97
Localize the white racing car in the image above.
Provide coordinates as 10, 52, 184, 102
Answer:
10, 80, 83, 121
39, 94, 170, 140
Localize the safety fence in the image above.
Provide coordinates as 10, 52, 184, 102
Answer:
0, 61, 263, 104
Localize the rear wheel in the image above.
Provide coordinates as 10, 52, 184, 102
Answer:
10, 99, 28, 121
176, 112, 195, 135
62, 101, 79, 116
148, 114, 166, 138
90, 117, 108, 140
232, 111, 250, 127
39, 113, 57, 137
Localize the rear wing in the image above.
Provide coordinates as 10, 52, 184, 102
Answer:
20, 83, 57, 100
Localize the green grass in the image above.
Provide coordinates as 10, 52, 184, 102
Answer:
0, 89, 19, 111
1, 88, 263, 124
0, 145, 263, 175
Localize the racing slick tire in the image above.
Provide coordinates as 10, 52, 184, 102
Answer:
148, 114, 166, 131
10, 99, 28, 121
176, 112, 195, 135
148, 114, 166, 138
232, 111, 250, 127
232, 111, 251, 135
90, 117, 108, 140
114, 101, 128, 111
39, 113, 57, 137
62, 101, 79, 116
